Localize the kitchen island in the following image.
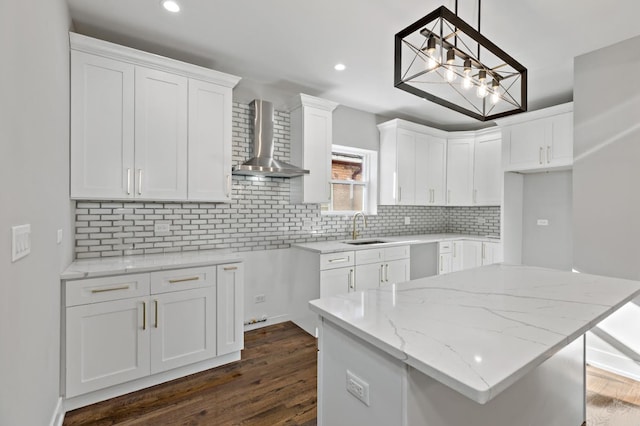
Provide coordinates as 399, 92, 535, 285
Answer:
309, 264, 640, 426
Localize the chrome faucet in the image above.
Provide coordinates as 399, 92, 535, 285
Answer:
352, 212, 367, 240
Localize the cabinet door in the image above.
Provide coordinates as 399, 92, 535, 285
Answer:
134, 67, 188, 200
451, 241, 464, 272
303, 108, 333, 203
150, 287, 216, 374
414, 134, 430, 205
217, 264, 244, 355
66, 298, 150, 397
355, 263, 383, 291
425, 136, 447, 205
462, 241, 482, 270
447, 138, 475, 205
188, 79, 232, 201
507, 120, 546, 170
385, 259, 410, 285
482, 242, 503, 265
397, 130, 416, 205
70, 51, 135, 199
549, 113, 573, 166
320, 267, 354, 298
474, 135, 502, 205
438, 252, 452, 275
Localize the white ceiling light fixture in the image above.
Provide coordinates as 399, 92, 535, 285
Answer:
161, 0, 181, 13
334, 63, 346, 71
394, 0, 527, 121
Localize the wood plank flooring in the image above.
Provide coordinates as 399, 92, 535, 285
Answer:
64, 321, 640, 426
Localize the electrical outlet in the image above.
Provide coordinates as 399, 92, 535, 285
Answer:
477, 217, 486, 225
346, 370, 370, 406
404, 217, 411, 225
154, 223, 171, 234
537, 219, 549, 226
57, 229, 63, 244
12, 224, 31, 262
254, 294, 266, 304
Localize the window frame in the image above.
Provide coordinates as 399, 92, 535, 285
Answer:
322, 145, 378, 216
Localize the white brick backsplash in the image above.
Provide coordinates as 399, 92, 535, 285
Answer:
74, 102, 500, 258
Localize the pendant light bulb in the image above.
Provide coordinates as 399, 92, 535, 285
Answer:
476, 70, 488, 98
491, 79, 501, 104
462, 58, 473, 89
445, 49, 456, 82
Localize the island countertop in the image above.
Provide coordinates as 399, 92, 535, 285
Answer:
309, 264, 640, 404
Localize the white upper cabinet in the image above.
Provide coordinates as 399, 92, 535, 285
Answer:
378, 119, 448, 206
473, 130, 502, 205
69, 33, 240, 201
501, 103, 573, 172
289, 94, 339, 204
70, 51, 135, 199
134, 67, 188, 200
188, 79, 233, 202
446, 136, 475, 205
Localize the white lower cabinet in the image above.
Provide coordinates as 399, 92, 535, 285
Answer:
64, 263, 243, 399
439, 240, 502, 275
320, 266, 355, 298
150, 287, 215, 374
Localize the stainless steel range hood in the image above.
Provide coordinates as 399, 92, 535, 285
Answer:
232, 100, 309, 177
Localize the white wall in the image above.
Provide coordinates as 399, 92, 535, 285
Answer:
0, 1, 72, 424
574, 34, 640, 378
522, 171, 573, 271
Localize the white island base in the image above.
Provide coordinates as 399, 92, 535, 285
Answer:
318, 318, 585, 426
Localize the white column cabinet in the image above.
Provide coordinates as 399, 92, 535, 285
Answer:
134, 67, 188, 200
69, 33, 240, 201
473, 131, 502, 205
446, 137, 475, 205
217, 263, 245, 355
188, 79, 233, 202
70, 50, 135, 199
289, 94, 339, 204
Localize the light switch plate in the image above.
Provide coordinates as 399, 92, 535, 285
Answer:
154, 223, 171, 234
537, 219, 549, 226
57, 229, 63, 244
12, 224, 31, 262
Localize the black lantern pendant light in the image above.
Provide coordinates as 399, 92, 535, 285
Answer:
394, 0, 527, 121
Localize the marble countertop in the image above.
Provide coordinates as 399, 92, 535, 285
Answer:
309, 264, 640, 404
61, 249, 243, 280
294, 233, 500, 254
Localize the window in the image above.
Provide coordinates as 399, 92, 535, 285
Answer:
322, 145, 377, 215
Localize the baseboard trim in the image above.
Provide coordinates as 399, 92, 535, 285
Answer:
244, 314, 291, 331
50, 397, 65, 426
587, 347, 640, 381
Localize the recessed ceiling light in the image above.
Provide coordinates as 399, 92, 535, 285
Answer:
161, 0, 180, 13
334, 63, 346, 71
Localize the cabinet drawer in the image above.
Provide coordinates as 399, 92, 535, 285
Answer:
355, 249, 384, 265
66, 274, 150, 307
320, 252, 355, 270
384, 245, 410, 261
150, 266, 216, 294
438, 241, 453, 253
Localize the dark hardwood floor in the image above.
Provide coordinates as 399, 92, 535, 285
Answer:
64, 321, 640, 426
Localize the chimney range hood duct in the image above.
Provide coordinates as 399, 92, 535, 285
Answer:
232, 100, 309, 178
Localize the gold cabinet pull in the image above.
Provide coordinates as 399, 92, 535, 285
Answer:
138, 169, 143, 195
168, 276, 200, 284
142, 301, 147, 330
154, 300, 158, 328
127, 169, 132, 195
328, 257, 349, 263
91, 285, 130, 294
223, 266, 238, 271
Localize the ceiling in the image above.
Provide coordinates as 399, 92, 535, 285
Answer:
66, 0, 640, 131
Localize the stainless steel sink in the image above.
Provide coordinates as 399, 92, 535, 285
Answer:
344, 239, 388, 246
